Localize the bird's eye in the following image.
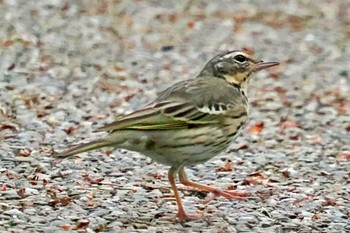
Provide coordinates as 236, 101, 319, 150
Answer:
233, 55, 246, 63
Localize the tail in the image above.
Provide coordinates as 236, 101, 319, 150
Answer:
54, 139, 112, 159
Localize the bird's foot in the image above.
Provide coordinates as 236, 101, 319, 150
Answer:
201, 189, 250, 204
160, 211, 201, 222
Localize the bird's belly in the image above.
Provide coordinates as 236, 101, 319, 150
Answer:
119, 126, 230, 166
116, 116, 248, 167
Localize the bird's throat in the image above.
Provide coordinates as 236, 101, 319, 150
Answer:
223, 73, 249, 92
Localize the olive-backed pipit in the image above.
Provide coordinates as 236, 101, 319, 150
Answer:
56, 50, 279, 221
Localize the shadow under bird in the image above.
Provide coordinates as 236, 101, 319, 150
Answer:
55, 50, 279, 221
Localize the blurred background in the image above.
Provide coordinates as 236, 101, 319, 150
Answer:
0, 0, 349, 232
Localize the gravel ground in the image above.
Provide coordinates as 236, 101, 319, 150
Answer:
0, 0, 349, 232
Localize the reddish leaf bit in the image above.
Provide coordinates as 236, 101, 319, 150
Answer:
236, 160, 244, 165
322, 197, 337, 206
75, 220, 90, 230
187, 21, 195, 29
17, 188, 26, 198
312, 214, 320, 221
82, 174, 104, 184
105, 150, 113, 156
37, 112, 48, 118
1, 184, 7, 191
274, 86, 287, 94
281, 170, 290, 179
93, 64, 103, 71
336, 153, 350, 160
61, 224, 72, 231
269, 71, 281, 79
345, 124, 350, 132
49, 197, 72, 207
242, 172, 265, 185
18, 148, 32, 157
237, 144, 249, 150
280, 120, 300, 132
310, 135, 322, 145
47, 189, 72, 207
303, 195, 313, 201
28, 175, 39, 185
0, 123, 18, 131
64, 127, 76, 135
216, 160, 233, 172
7, 63, 15, 71
337, 102, 348, 115
60, 197, 72, 206
43, 179, 48, 188
114, 66, 125, 72
248, 122, 264, 134
242, 47, 255, 56
61, 2, 69, 11
294, 200, 302, 208
86, 203, 98, 208
289, 134, 301, 141
150, 173, 165, 179
3, 40, 14, 47
7, 171, 20, 179
226, 184, 238, 191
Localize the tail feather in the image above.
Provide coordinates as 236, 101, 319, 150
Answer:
54, 139, 111, 158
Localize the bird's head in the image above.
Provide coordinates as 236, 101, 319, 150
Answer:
200, 50, 279, 91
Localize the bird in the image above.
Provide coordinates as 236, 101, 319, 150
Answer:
55, 50, 279, 221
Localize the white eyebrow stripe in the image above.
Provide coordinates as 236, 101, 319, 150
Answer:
221, 51, 244, 60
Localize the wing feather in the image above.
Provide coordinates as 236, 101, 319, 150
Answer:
97, 77, 247, 133
96, 101, 218, 132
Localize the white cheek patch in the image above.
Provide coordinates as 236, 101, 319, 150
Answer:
198, 105, 226, 115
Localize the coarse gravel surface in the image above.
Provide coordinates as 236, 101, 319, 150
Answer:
0, 0, 349, 232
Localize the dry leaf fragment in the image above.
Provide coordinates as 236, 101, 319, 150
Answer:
336, 153, 350, 160
61, 224, 72, 231
82, 174, 104, 184
64, 127, 76, 135
337, 102, 348, 114
280, 120, 300, 132
345, 124, 350, 132
216, 160, 233, 172
243, 47, 255, 56
242, 172, 265, 185
17, 188, 26, 198
322, 197, 337, 206
75, 220, 90, 230
18, 148, 32, 157
150, 173, 165, 179
1, 184, 7, 191
0, 123, 18, 131
248, 122, 264, 134
312, 214, 320, 221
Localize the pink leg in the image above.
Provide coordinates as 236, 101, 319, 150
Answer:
162, 166, 200, 221
178, 167, 249, 203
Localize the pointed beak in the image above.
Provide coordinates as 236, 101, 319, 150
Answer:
254, 61, 279, 72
